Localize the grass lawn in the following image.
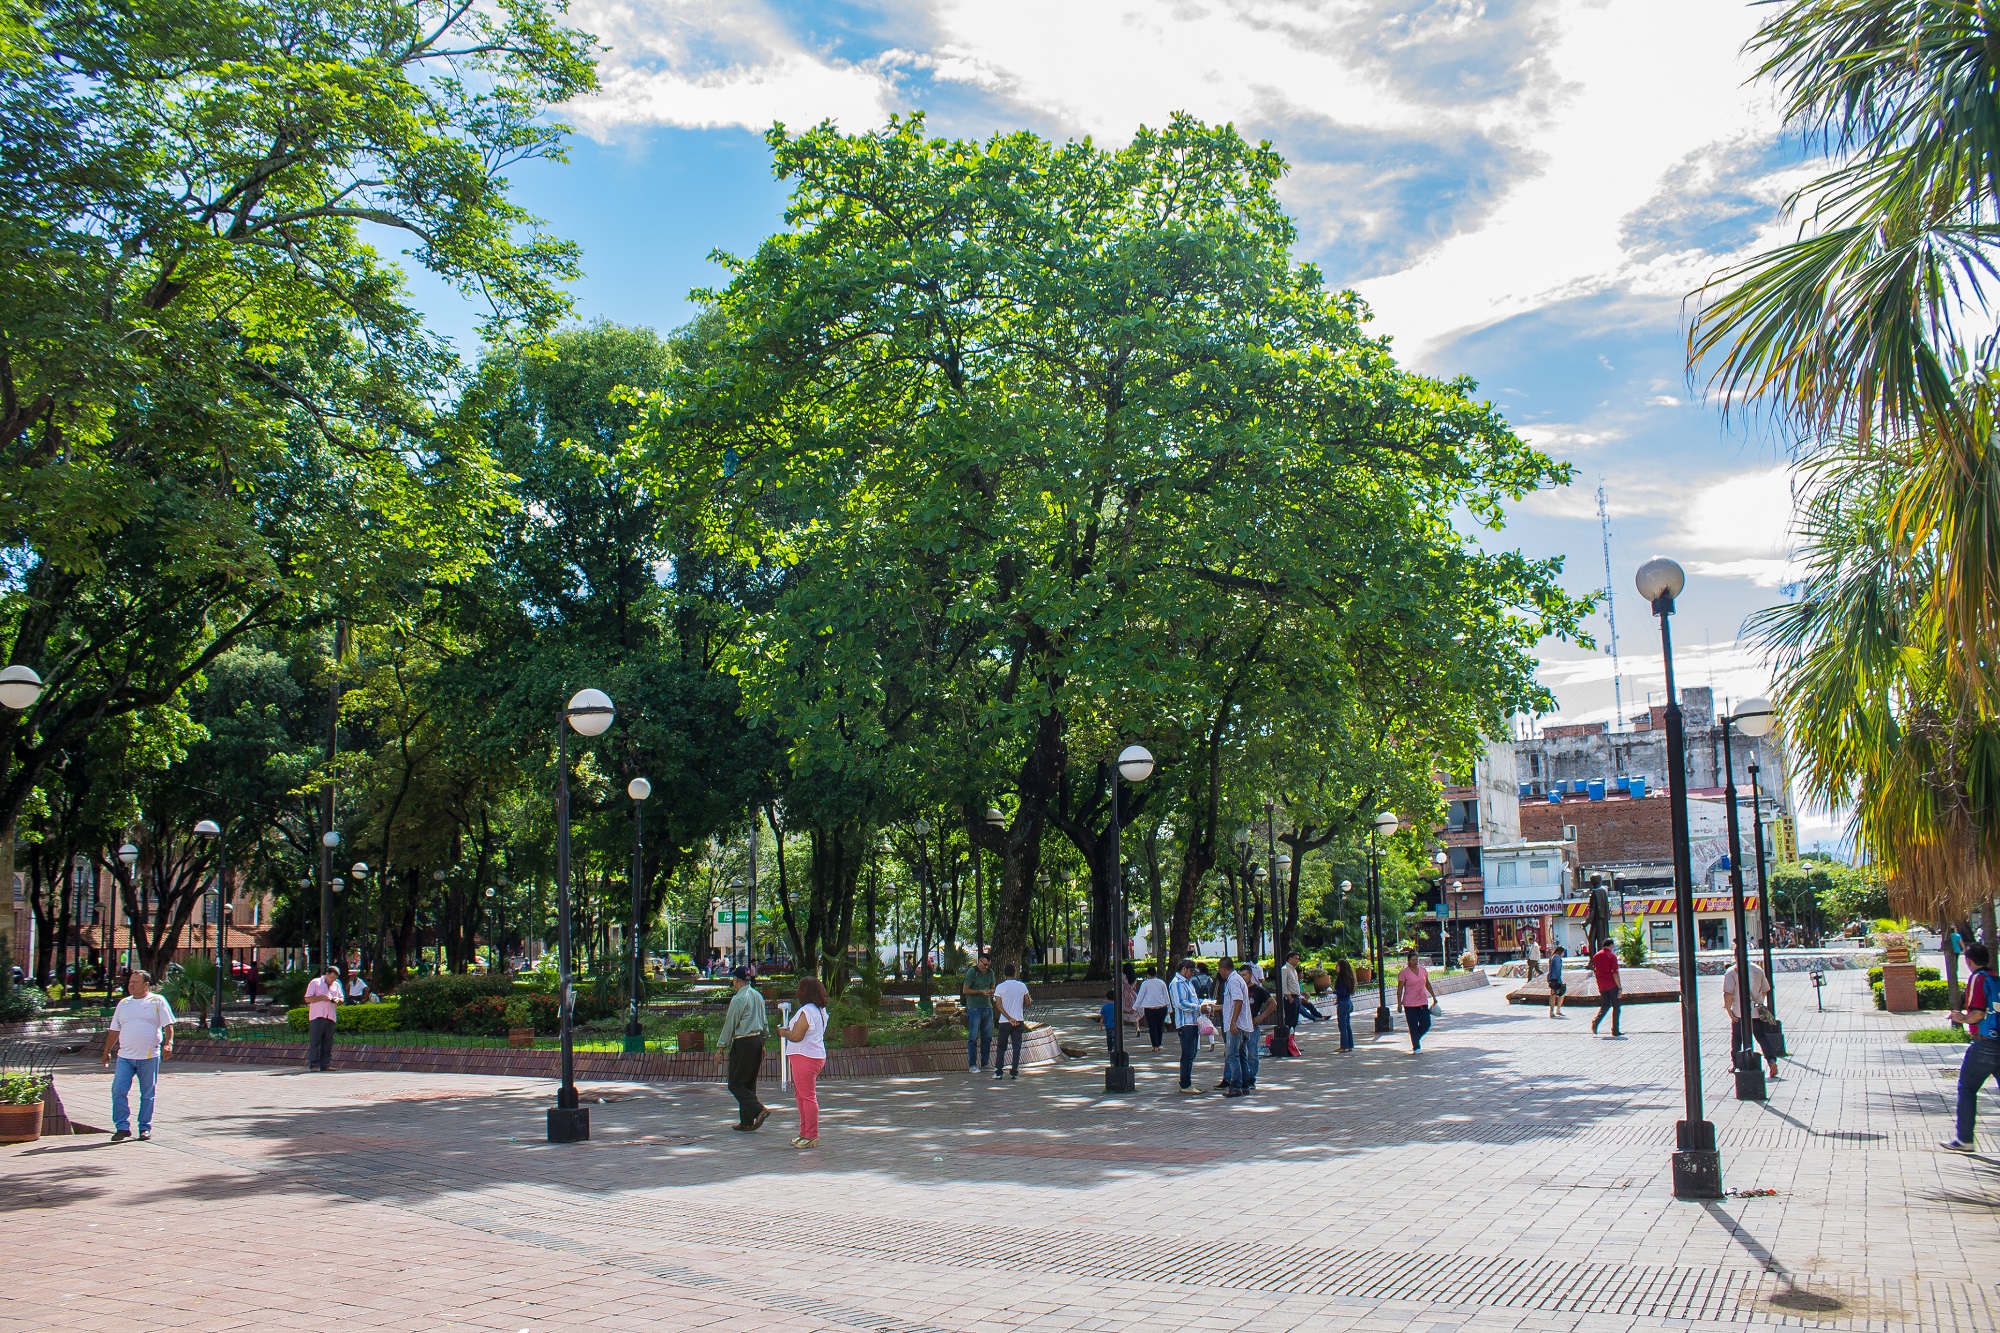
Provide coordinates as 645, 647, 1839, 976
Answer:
192, 1005, 969, 1052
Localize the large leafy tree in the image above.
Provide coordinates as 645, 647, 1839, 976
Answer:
0, 0, 597, 902
663, 115, 1581, 979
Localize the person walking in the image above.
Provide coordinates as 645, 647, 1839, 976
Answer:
1334, 959, 1356, 1052
716, 966, 770, 1131
1099, 989, 1119, 1052
302, 963, 343, 1072
1397, 948, 1438, 1053
1589, 939, 1622, 1037
102, 970, 174, 1142
1134, 967, 1170, 1050
1525, 936, 1543, 980
1276, 951, 1304, 1055
992, 963, 1031, 1078
1219, 956, 1254, 1097
1194, 962, 1213, 1001
1722, 957, 1782, 1080
1546, 945, 1568, 1018
781, 977, 830, 1148
1245, 967, 1273, 1086
961, 951, 997, 1071
1943, 941, 1998, 1152
1169, 958, 1204, 1094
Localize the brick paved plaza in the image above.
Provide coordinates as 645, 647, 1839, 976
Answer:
5, 967, 1995, 1333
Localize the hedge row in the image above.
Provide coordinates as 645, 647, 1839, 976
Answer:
285, 1001, 403, 1033
1871, 979, 1949, 1010
1865, 966, 1941, 986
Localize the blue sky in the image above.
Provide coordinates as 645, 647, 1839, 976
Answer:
412, 1, 1835, 837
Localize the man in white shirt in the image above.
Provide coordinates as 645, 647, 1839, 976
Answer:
303, 964, 344, 1072
1168, 958, 1205, 1094
1722, 959, 1781, 1078
1220, 957, 1255, 1098
101, 971, 176, 1142
991, 964, 1032, 1079
1133, 968, 1171, 1049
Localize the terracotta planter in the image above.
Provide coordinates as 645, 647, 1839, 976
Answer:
507, 1027, 535, 1049
676, 1030, 705, 1052
1354, 966, 1374, 985
0, 1102, 43, 1144
842, 1023, 870, 1049
1880, 961, 1920, 1013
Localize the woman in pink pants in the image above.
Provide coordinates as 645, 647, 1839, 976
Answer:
783, 976, 830, 1147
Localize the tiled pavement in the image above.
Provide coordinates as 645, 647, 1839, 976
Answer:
5, 967, 1996, 1332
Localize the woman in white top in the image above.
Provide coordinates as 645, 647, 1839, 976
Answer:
782, 976, 830, 1147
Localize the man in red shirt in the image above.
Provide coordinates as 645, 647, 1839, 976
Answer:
1943, 940, 1997, 1152
1589, 940, 1622, 1037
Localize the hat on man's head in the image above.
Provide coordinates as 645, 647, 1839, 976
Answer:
731, 965, 752, 981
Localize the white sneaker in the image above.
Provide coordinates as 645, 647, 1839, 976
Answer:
1941, 1139, 1976, 1153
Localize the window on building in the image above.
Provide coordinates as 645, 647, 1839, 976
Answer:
1494, 862, 1518, 887
1529, 753, 1542, 777
1528, 859, 1552, 886
1699, 917, 1729, 951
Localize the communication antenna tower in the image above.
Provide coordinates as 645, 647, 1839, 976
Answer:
1597, 483, 1624, 730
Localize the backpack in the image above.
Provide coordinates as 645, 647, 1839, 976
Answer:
1974, 969, 2000, 1041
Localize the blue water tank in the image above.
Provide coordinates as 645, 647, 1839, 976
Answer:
1547, 790, 1562, 803
1614, 776, 1631, 792
1629, 776, 1647, 798
1588, 779, 1606, 801
1518, 783, 1532, 799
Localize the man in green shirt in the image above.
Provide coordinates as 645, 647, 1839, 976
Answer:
961, 950, 996, 1071
714, 966, 770, 1131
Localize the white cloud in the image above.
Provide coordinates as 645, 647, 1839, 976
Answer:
565, 1, 896, 135
1684, 557, 1801, 588
1670, 464, 1796, 560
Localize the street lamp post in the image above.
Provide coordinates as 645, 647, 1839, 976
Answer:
1369, 811, 1398, 1033
192, 820, 228, 1032
1719, 701, 1766, 1101
912, 819, 934, 1012
623, 776, 652, 1054
349, 863, 370, 984
1106, 744, 1153, 1094
551, 687, 614, 1143
1433, 850, 1450, 970
1637, 555, 1723, 1200
1735, 698, 1784, 1056
116, 842, 139, 994
319, 830, 340, 979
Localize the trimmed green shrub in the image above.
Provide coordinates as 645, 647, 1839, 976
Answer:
270, 970, 312, 1009
394, 975, 512, 1030
1865, 966, 1941, 986
0, 1071, 50, 1104
0, 982, 46, 1023
1871, 979, 1949, 1010
286, 1000, 402, 1034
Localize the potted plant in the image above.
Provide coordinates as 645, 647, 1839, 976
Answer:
504, 998, 534, 1049
842, 1021, 870, 1048
0, 1071, 49, 1143
676, 1020, 705, 1052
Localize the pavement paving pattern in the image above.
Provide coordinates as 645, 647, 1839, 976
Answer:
5, 967, 1996, 1332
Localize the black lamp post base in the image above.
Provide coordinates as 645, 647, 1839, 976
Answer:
621, 1024, 645, 1055
1734, 1062, 1768, 1101
547, 1106, 590, 1142
1373, 1005, 1393, 1033
1104, 1064, 1136, 1094
1671, 1118, 1721, 1199
1769, 1020, 1787, 1058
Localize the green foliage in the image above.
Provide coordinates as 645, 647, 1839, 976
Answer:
0, 1072, 51, 1106
0, 984, 46, 1022
394, 975, 512, 1031
161, 958, 236, 1016
1908, 1025, 1971, 1043
285, 1001, 401, 1034
1871, 979, 1949, 1010
504, 998, 532, 1030
269, 971, 312, 1010
1615, 921, 1648, 967
1865, 966, 1941, 986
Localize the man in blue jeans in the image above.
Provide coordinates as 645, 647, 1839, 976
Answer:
1169, 958, 1205, 1094
101, 970, 176, 1142
960, 951, 996, 1071
1219, 956, 1255, 1098
1943, 940, 1999, 1152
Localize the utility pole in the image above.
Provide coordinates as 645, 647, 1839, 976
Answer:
1598, 484, 1624, 729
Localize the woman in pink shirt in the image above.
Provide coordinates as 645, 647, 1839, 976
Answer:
1396, 949, 1437, 1053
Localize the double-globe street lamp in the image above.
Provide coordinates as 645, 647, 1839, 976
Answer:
623, 776, 653, 1054
320, 829, 341, 974
1636, 555, 1722, 1200
550, 687, 614, 1142
1719, 696, 1776, 1101
115, 841, 139, 991
1104, 744, 1153, 1094
1368, 810, 1398, 1033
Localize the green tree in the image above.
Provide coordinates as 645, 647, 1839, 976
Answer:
665, 114, 1581, 978
0, 0, 596, 894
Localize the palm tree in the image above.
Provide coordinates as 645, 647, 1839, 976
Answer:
1692, 2, 2000, 928
1690, 1, 2000, 685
